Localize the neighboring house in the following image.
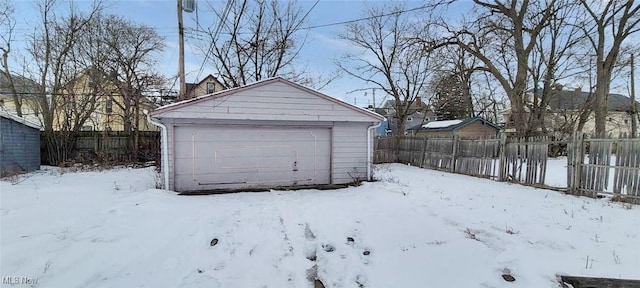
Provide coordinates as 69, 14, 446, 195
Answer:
61, 69, 158, 132
501, 86, 639, 138
0, 110, 41, 176
0, 72, 42, 125
370, 107, 391, 136
149, 77, 384, 192
380, 97, 437, 135
407, 117, 500, 138
185, 74, 227, 99
94, 94, 158, 132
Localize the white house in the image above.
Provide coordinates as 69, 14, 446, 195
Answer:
148, 77, 384, 192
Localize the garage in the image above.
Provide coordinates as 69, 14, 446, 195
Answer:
173, 126, 331, 190
149, 77, 384, 192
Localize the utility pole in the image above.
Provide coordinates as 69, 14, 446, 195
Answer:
177, 0, 186, 100
631, 53, 637, 138
372, 88, 376, 109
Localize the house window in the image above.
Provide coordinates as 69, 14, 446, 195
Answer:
81, 125, 93, 131
206, 82, 215, 94
105, 99, 113, 114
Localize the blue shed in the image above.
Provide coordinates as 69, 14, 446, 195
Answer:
0, 111, 41, 176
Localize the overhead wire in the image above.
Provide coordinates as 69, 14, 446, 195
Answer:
193, 0, 232, 81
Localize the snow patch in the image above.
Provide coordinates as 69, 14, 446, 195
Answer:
2, 164, 639, 287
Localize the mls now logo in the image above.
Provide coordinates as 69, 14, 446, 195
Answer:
2, 276, 38, 285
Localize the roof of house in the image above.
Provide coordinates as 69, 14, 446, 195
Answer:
407, 117, 499, 132
424, 119, 462, 128
151, 77, 385, 121
0, 108, 42, 129
185, 74, 226, 96
383, 99, 430, 113
531, 89, 639, 112
0, 72, 41, 97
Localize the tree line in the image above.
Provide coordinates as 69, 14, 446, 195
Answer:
339, 0, 639, 138
1, 0, 164, 164
1, 0, 639, 164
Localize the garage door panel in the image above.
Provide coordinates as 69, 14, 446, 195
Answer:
176, 169, 330, 186
174, 126, 331, 191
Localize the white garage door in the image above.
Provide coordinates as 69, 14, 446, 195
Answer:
174, 126, 331, 191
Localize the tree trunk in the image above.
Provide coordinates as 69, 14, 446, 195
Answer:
507, 92, 530, 137
2, 51, 22, 117
593, 73, 608, 138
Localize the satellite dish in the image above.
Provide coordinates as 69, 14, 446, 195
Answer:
183, 0, 195, 13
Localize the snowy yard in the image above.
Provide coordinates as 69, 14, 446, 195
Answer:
1, 164, 639, 287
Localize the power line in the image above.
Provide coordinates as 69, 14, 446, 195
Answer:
177, 3, 432, 36
194, 0, 232, 81
299, 4, 430, 30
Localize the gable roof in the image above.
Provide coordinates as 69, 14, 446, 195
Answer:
185, 74, 227, 96
151, 77, 384, 121
530, 89, 639, 112
407, 117, 499, 132
0, 72, 41, 97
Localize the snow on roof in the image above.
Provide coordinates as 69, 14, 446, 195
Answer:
423, 119, 462, 129
0, 108, 42, 129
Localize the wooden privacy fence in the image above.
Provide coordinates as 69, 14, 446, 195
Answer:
569, 137, 640, 200
376, 136, 501, 179
41, 131, 160, 165
375, 134, 640, 202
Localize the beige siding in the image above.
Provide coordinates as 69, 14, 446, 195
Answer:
416, 122, 498, 139
331, 123, 369, 184
188, 75, 225, 98
416, 130, 452, 138
158, 81, 377, 122
456, 122, 499, 138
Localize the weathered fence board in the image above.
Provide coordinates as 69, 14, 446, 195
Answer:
375, 134, 640, 202
399, 137, 425, 167
500, 137, 548, 185
422, 138, 455, 171
455, 138, 500, 178
41, 131, 160, 165
374, 136, 398, 164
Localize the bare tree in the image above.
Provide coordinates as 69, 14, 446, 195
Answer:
0, 0, 21, 116
338, 4, 436, 134
578, 0, 640, 138
98, 15, 164, 131
528, 0, 586, 138
442, 0, 556, 137
90, 14, 164, 160
200, 0, 314, 88
26, 0, 103, 164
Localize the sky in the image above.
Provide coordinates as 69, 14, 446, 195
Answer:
8, 0, 640, 107
11, 0, 417, 107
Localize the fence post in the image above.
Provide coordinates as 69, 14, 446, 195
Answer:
420, 137, 427, 168
451, 135, 458, 172
498, 133, 507, 181
570, 132, 584, 196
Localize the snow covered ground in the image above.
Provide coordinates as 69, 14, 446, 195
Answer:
2, 164, 639, 287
